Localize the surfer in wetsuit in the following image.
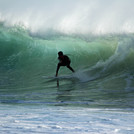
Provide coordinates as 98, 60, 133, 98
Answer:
56, 51, 75, 77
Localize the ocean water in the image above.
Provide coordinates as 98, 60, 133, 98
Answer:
0, 23, 134, 134
0, 0, 134, 133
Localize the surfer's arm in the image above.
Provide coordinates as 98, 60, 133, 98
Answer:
56, 63, 60, 77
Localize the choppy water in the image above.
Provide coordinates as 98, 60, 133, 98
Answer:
0, 104, 134, 134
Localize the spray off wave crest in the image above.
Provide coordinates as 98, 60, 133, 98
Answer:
0, 0, 134, 35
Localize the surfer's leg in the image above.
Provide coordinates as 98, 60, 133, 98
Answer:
67, 65, 75, 72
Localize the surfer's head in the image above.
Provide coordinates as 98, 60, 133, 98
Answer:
58, 51, 63, 56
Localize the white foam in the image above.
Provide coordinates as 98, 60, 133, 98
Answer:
73, 70, 91, 82
0, 105, 134, 134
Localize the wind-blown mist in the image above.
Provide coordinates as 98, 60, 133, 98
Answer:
0, 0, 134, 35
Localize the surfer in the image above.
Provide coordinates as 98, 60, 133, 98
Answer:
56, 51, 75, 77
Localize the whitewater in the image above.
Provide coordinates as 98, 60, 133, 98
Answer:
0, 0, 134, 133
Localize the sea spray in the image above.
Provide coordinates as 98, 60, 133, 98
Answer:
73, 70, 91, 82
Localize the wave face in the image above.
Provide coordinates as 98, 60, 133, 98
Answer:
0, 23, 134, 108
0, 24, 134, 77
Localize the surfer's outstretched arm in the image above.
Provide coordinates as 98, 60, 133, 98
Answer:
56, 63, 60, 77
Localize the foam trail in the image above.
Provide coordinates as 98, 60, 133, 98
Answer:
73, 70, 91, 82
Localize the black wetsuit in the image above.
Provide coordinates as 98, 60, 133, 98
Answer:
56, 55, 74, 75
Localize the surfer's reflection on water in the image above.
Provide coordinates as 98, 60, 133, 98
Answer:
55, 78, 78, 106
57, 79, 59, 87
56, 84, 74, 106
